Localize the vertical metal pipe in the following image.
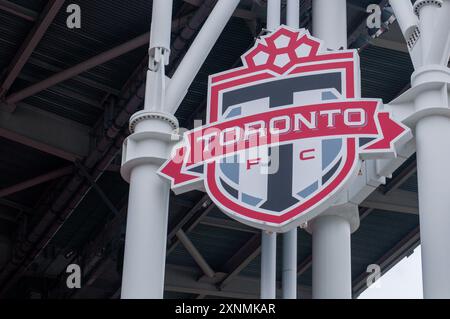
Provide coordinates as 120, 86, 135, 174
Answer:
311, 0, 353, 299
416, 115, 450, 298
312, 0, 347, 50
149, 0, 172, 55
312, 215, 352, 299
282, 228, 297, 299
389, 0, 418, 40
165, 0, 240, 114
267, 0, 281, 31
120, 0, 174, 299
286, 0, 300, 29
121, 163, 171, 298
261, 231, 277, 299
412, 1, 450, 299
260, 0, 281, 300
418, 2, 434, 65
281, 1, 300, 299
416, 0, 449, 66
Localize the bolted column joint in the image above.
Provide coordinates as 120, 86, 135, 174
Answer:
121, 111, 179, 183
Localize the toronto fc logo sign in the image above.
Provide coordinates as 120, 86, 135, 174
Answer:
159, 26, 409, 231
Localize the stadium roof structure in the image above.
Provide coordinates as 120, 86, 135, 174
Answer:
0, 0, 420, 299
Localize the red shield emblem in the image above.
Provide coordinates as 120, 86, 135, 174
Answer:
160, 26, 409, 232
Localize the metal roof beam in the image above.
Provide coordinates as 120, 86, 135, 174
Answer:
371, 38, 409, 53
0, 198, 32, 213
382, 159, 417, 194
17, 73, 104, 110
64, 198, 221, 298
218, 233, 261, 289
0, 0, 65, 99
52, 199, 215, 296
200, 216, 258, 233
165, 264, 312, 299
0, 104, 91, 161
0, 0, 39, 22
0, 166, 73, 198
167, 201, 216, 254
27, 57, 121, 96
361, 189, 418, 214
2, 14, 191, 110
3, 32, 149, 110
182, 0, 257, 20
176, 229, 216, 278
167, 195, 211, 240
74, 161, 120, 217
111, 264, 312, 299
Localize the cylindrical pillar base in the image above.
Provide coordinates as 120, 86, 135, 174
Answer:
416, 115, 450, 299
311, 214, 352, 299
121, 163, 170, 299
261, 231, 277, 299
282, 228, 297, 299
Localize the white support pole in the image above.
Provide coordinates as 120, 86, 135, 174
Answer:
388, 0, 419, 41
120, 0, 178, 299
165, 0, 240, 114
312, 0, 347, 50
260, 0, 281, 300
267, 0, 281, 31
282, 228, 297, 299
121, 161, 172, 298
311, 214, 352, 299
310, 0, 357, 299
416, 115, 450, 298
286, 0, 300, 29
281, 0, 300, 300
149, 0, 172, 58
400, 0, 450, 299
261, 231, 277, 299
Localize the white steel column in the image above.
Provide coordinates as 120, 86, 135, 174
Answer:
416, 115, 450, 298
311, 214, 352, 299
282, 228, 297, 299
389, 0, 418, 40
282, 0, 299, 300
260, 0, 281, 300
122, 161, 172, 298
165, 0, 240, 114
310, 0, 356, 299
312, 0, 347, 50
120, 0, 177, 299
261, 231, 277, 299
286, 0, 300, 29
267, 0, 281, 31
388, 0, 450, 298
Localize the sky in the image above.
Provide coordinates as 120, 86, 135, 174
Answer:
358, 246, 423, 299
